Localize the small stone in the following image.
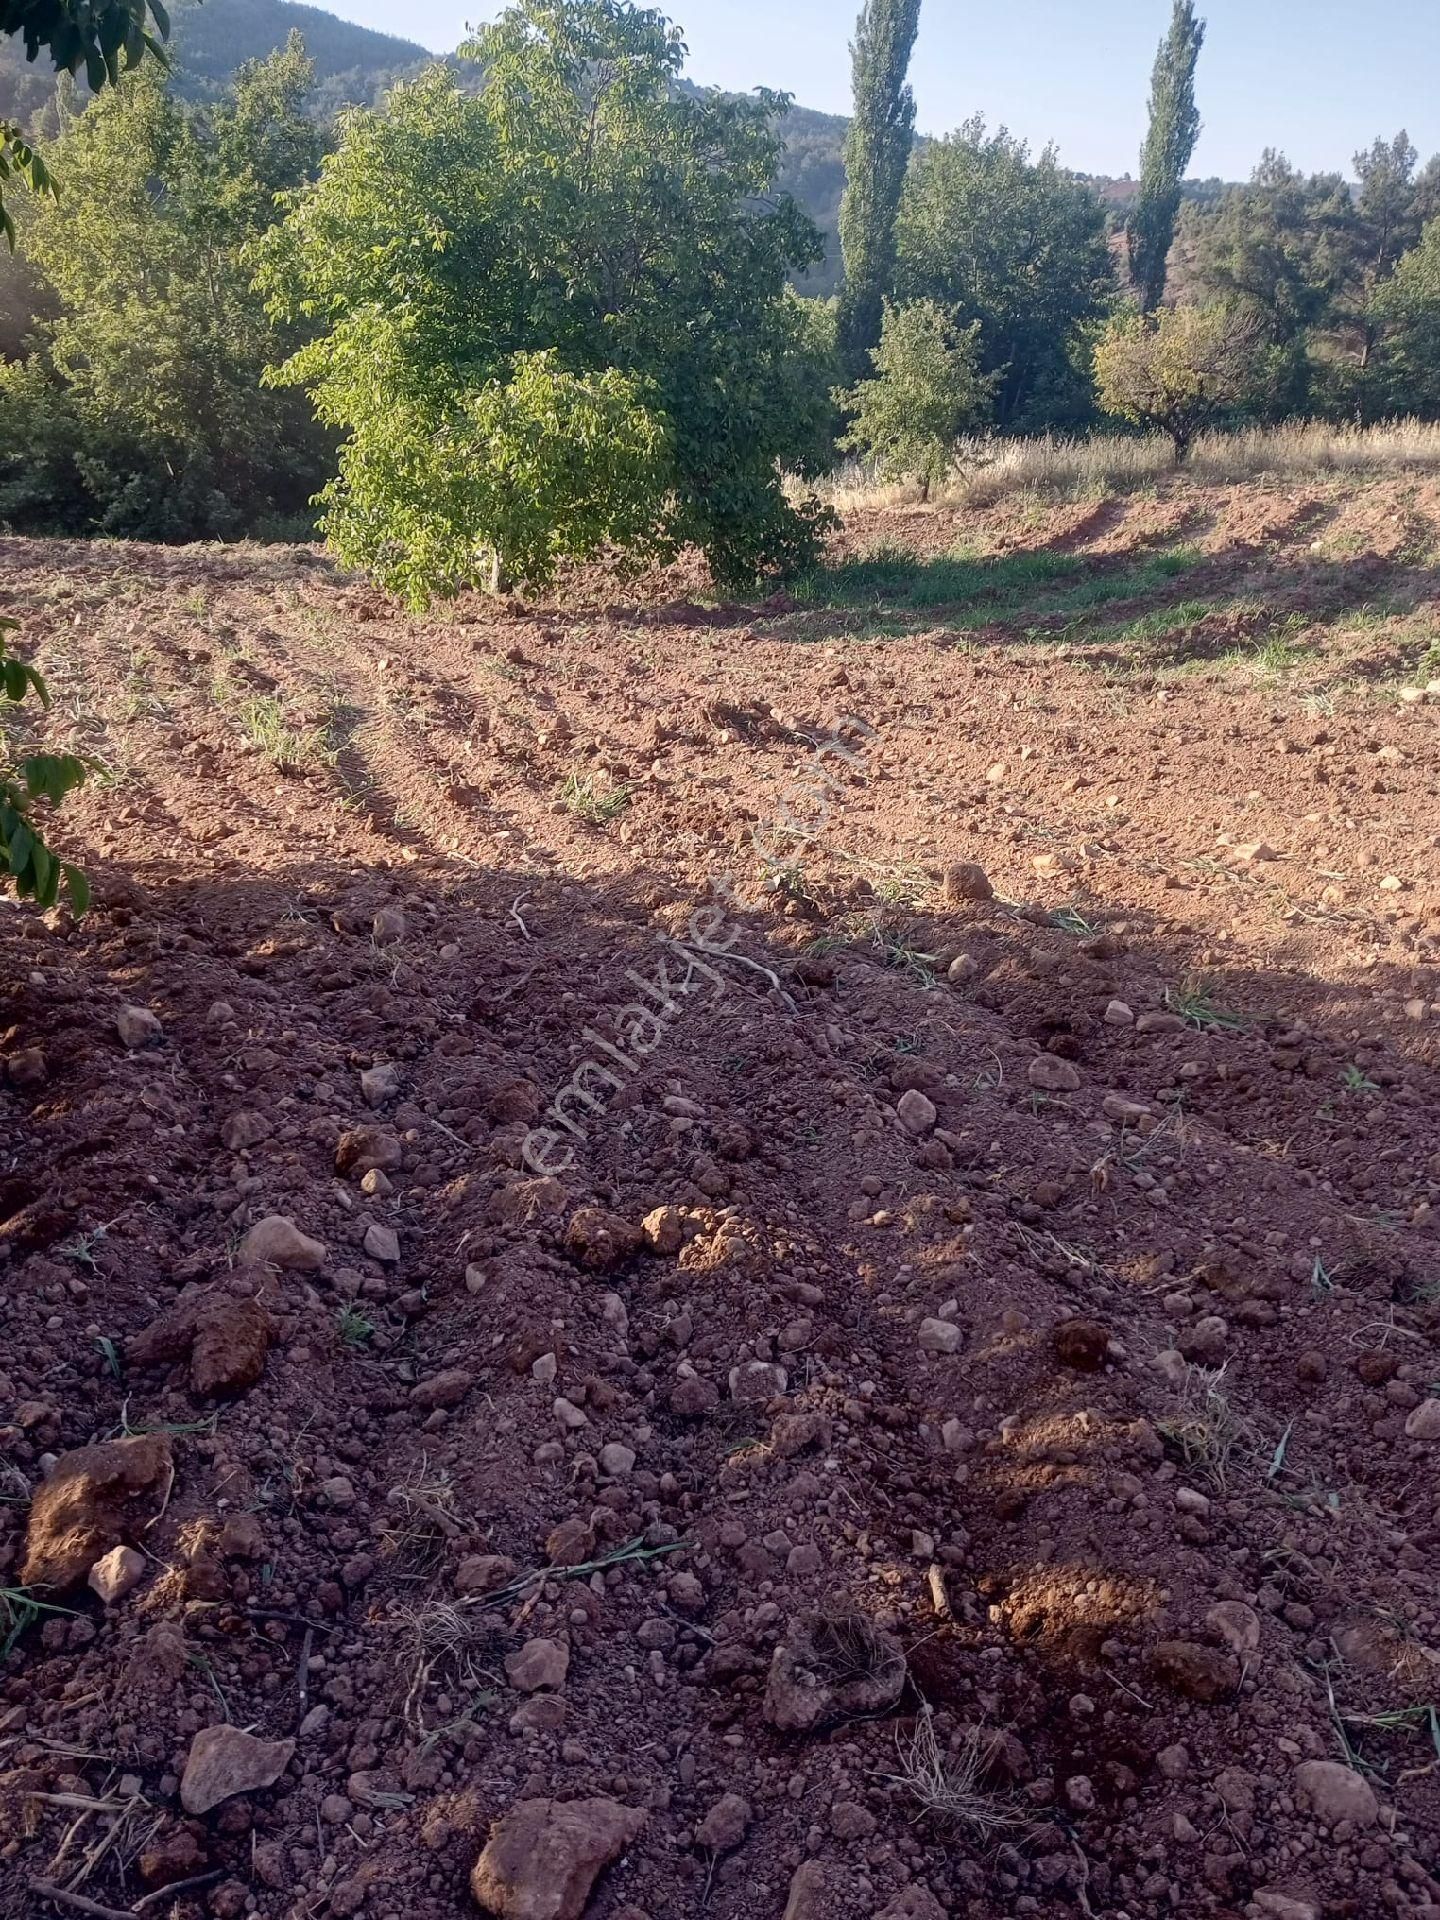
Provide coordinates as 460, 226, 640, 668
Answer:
5, 1046, 47, 1087
896, 1088, 937, 1137
88, 1544, 146, 1604
1027, 1053, 1081, 1092
1136, 1011, 1187, 1034
917, 1317, 961, 1355
456, 1554, 516, 1596
239, 1215, 326, 1271
470, 1796, 646, 1920
360, 1062, 400, 1107
670, 1375, 719, 1418
598, 1442, 636, 1479
1149, 1639, 1240, 1702
363, 1222, 400, 1264
1065, 1775, 1096, 1811
1250, 1891, 1320, 1920
1293, 1759, 1378, 1828
116, 1004, 163, 1049
828, 1799, 875, 1839
410, 1368, 473, 1411
554, 1396, 588, 1430
372, 905, 405, 944
696, 1792, 751, 1852
728, 1360, 787, 1404
782, 1860, 830, 1920
1102, 1092, 1151, 1125
1053, 1319, 1109, 1371
335, 1127, 404, 1177
1206, 1600, 1262, 1655
221, 1110, 271, 1152
1103, 1000, 1135, 1026
941, 862, 993, 904
641, 1206, 684, 1255
1403, 1397, 1440, 1440
875, 1890, 946, 1920
947, 953, 978, 983
1235, 841, 1279, 864
180, 1725, 295, 1815
505, 1637, 570, 1693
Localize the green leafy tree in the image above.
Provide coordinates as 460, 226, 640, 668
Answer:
836, 0, 921, 377
8, 40, 331, 538
1, 0, 172, 911
257, 0, 833, 600
1370, 217, 1440, 414
896, 118, 1114, 430
1127, 0, 1205, 312
1094, 302, 1261, 460
837, 297, 992, 498
1, 0, 170, 243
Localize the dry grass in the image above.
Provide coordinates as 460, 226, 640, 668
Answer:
1157, 1361, 1254, 1489
810, 419, 1440, 512
882, 1709, 1019, 1839
396, 1599, 499, 1737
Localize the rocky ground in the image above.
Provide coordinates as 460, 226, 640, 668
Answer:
2, 469, 1440, 1920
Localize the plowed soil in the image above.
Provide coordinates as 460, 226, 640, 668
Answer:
3, 471, 1440, 1920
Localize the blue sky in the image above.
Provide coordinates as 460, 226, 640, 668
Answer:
338, 0, 1440, 182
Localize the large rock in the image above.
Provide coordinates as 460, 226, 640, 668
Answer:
1293, 1760, 1378, 1828
180, 1725, 295, 1815
22, 1434, 172, 1591
240, 1215, 326, 1271
764, 1610, 906, 1734
470, 1797, 646, 1919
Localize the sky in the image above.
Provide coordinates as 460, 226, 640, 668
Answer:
330, 0, 1440, 183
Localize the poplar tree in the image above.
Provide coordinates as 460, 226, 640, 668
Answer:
837, 0, 922, 376
1128, 0, 1205, 312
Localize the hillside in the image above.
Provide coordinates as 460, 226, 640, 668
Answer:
0, 0, 1230, 290
2, 465, 1440, 1918
0, 0, 429, 129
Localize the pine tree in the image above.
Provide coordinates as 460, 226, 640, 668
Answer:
836, 0, 922, 377
1128, 0, 1205, 312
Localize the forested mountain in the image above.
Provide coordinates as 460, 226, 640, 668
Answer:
0, 0, 429, 133
0, 0, 1232, 288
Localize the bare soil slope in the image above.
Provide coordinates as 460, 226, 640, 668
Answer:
2, 472, 1440, 1920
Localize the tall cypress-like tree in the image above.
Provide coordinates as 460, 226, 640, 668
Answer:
837, 0, 922, 375
1128, 0, 1205, 312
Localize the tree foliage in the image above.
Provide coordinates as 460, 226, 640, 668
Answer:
837, 297, 992, 498
896, 118, 1114, 430
1094, 303, 1261, 458
2, 39, 331, 538
1127, 0, 1204, 312
836, 0, 921, 377
0, 0, 173, 910
258, 0, 834, 600
1371, 217, 1440, 415
0, 0, 170, 242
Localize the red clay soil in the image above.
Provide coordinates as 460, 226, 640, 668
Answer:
2, 474, 1440, 1920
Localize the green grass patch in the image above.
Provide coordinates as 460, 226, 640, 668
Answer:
792, 542, 1205, 633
